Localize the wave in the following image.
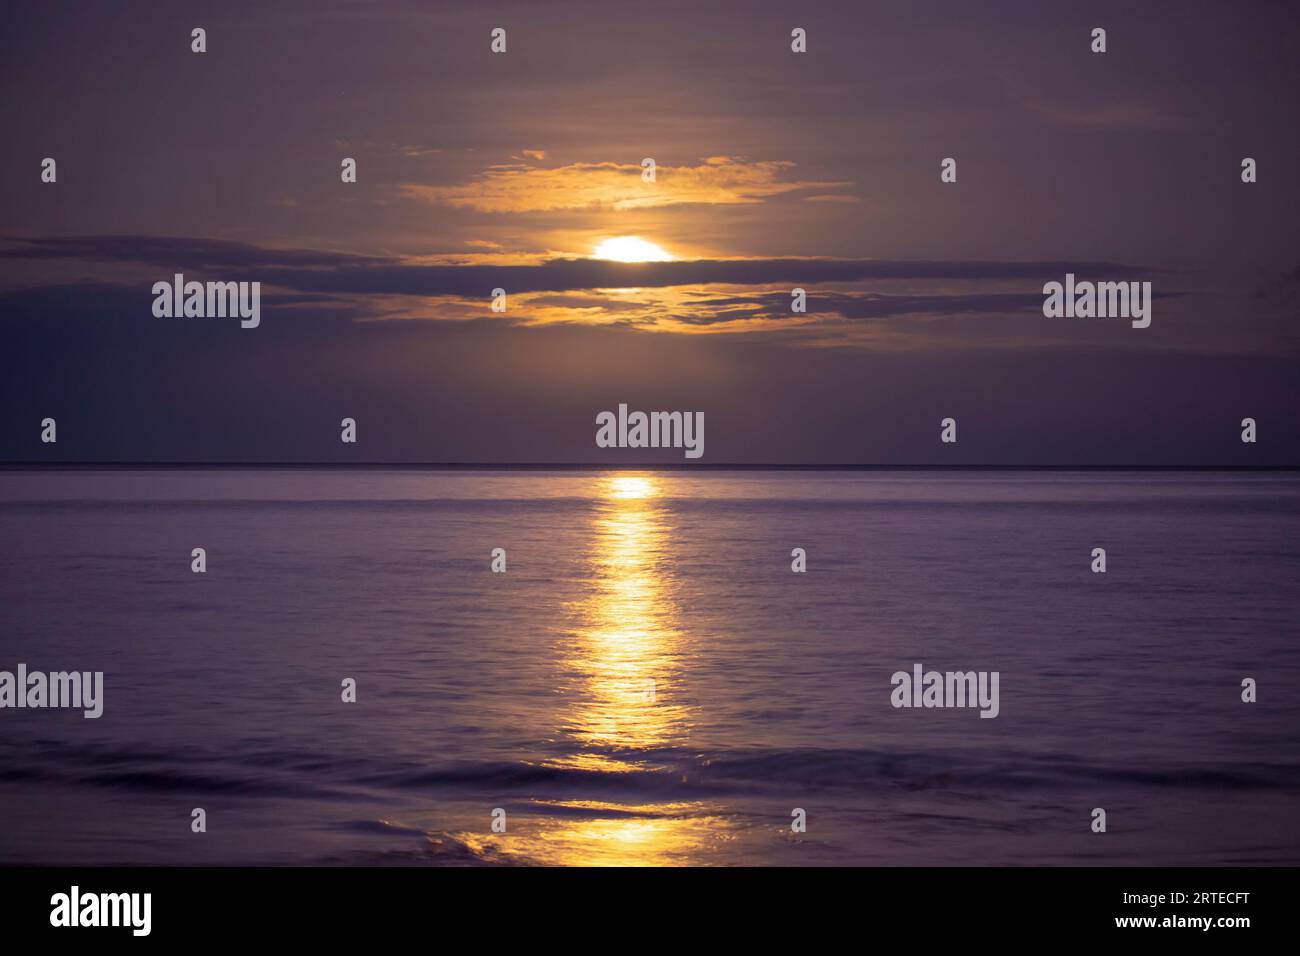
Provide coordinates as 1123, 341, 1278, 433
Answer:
7, 738, 1300, 801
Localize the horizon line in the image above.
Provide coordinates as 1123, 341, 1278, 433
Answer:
1, 462, 1296, 472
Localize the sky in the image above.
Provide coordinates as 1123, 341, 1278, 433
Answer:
2, 0, 1298, 464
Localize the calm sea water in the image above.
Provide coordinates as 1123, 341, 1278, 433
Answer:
0, 469, 1297, 866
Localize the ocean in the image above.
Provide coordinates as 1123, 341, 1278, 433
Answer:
1, 468, 1297, 866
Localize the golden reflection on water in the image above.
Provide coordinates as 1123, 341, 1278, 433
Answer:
561, 473, 690, 762
471, 472, 732, 865
459, 800, 733, 867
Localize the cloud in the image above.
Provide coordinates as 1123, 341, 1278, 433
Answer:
0, 235, 1153, 298
402, 156, 848, 212
3, 235, 1188, 345
259, 257, 1155, 300
0, 236, 390, 271
396, 144, 442, 158
675, 290, 1050, 325
668, 289, 1183, 327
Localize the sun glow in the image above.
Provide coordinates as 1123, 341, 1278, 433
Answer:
608, 474, 657, 500
591, 236, 673, 262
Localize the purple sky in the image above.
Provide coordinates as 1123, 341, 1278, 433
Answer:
2, 0, 1297, 463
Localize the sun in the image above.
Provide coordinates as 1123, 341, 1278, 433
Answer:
591, 236, 673, 262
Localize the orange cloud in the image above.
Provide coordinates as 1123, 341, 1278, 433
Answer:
404, 157, 847, 213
